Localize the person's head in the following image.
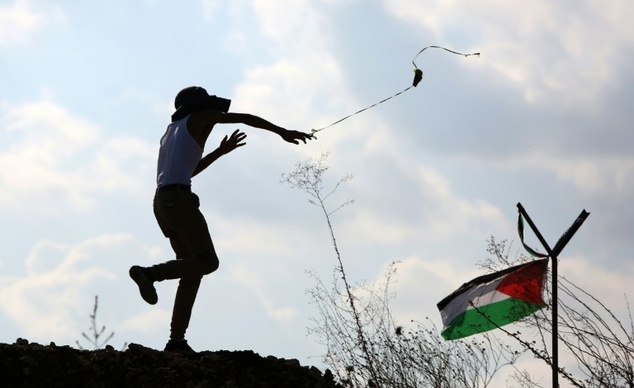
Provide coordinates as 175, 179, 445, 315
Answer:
171, 86, 231, 121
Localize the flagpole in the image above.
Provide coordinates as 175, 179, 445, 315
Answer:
516, 203, 558, 388
516, 204, 590, 388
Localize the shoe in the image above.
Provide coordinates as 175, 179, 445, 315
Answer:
129, 266, 158, 305
164, 339, 195, 353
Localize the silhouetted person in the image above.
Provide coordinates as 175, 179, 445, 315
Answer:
129, 86, 312, 352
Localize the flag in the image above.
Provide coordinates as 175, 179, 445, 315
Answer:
437, 259, 549, 340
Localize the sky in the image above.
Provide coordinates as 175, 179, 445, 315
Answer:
1, 0, 633, 386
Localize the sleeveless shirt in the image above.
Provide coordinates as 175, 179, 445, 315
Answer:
156, 116, 203, 187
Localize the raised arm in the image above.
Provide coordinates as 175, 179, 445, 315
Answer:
192, 130, 246, 177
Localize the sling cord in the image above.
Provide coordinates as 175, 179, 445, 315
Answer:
310, 45, 480, 136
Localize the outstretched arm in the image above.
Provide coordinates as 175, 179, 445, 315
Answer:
191, 111, 313, 144
192, 130, 247, 177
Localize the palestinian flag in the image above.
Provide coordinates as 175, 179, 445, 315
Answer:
437, 259, 549, 340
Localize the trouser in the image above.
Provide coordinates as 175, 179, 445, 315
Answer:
152, 185, 220, 340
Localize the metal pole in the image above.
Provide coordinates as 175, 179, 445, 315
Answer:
551, 249, 559, 388
517, 203, 557, 387
516, 204, 590, 388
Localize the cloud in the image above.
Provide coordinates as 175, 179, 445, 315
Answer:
117, 309, 171, 334
560, 255, 634, 314
252, 0, 329, 50
328, 134, 510, 249
232, 0, 354, 135
211, 215, 311, 258
225, 1, 512, 260
0, 99, 155, 216
548, 157, 634, 199
0, 0, 42, 46
380, 255, 488, 324
0, 100, 99, 214
228, 261, 299, 325
383, 0, 634, 109
486, 151, 634, 200
0, 234, 158, 342
0, 0, 64, 47
234, 50, 351, 137
200, 0, 222, 21
0, 236, 126, 338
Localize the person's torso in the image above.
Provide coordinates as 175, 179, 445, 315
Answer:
156, 116, 203, 187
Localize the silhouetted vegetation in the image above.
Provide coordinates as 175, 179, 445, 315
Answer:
285, 153, 634, 388
76, 295, 127, 351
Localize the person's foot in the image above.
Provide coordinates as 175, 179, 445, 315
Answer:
129, 266, 158, 305
164, 339, 195, 353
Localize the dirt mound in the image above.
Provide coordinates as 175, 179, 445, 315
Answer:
2, 338, 340, 388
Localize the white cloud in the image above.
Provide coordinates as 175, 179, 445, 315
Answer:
551, 157, 634, 198
118, 309, 171, 334
383, 0, 634, 109
84, 136, 156, 192
200, 0, 222, 21
0, 100, 99, 214
0, 236, 121, 338
0, 234, 154, 342
228, 262, 299, 324
232, 0, 354, 135
560, 256, 634, 313
335, 142, 510, 246
0, 99, 155, 215
0, 0, 64, 47
230, 24, 510, 254
488, 151, 634, 199
235, 53, 351, 135
382, 255, 486, 323
0, 0, 42, 46
252, 0, 328, 49
212, 215, 308, 257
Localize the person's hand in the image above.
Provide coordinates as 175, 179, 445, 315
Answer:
280, 129, 314, 144
219, 129, 247, 154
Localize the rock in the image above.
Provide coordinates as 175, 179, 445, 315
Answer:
284, 358, 301, 368
15, 338, 29, 346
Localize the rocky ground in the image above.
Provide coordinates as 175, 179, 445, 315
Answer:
1, 338, 341, 388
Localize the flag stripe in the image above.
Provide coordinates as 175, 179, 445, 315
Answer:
496, 259, 548, 304
440, 277, 505, 327
441, 298, 546, 340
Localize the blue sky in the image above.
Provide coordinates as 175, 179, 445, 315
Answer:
1, 0, 633, 385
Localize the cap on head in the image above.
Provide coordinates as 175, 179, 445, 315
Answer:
174, 86, 209, 110
171, 86, 231, 121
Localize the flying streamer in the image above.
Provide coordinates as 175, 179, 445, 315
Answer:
310, 45, 480, 136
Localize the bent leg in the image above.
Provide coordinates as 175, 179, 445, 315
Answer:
151, 230, 219, 280
152, 191, 220, 340
152, 252, 219, 281
152, 191, 219, 280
